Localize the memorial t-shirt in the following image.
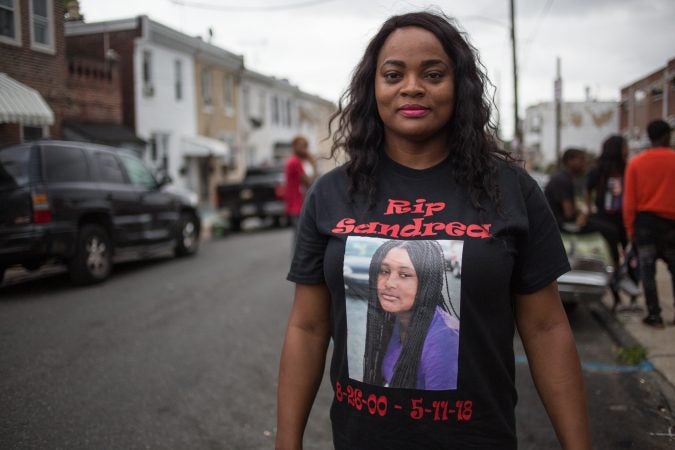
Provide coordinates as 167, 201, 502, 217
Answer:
287, 151, 570, 449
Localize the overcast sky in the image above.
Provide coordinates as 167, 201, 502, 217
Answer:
78, 0, 675, 140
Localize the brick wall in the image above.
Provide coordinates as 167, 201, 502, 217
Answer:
0, 124, 21, 146
63, 57, 123, 124
619, 59, 675, 144
0, 0, 67, 139
66, 24, 141, 130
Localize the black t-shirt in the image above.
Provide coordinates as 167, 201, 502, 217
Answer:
544, 169, 575, 227
288, 152, 570, 450
586, 167, 624, 215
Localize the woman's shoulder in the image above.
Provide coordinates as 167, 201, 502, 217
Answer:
316, 163, 348, 183
491, 156, 539, 191
308, 163, 349, 195
432, 307, 459, 333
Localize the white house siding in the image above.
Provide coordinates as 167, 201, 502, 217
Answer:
238, 69, 336, 176
523, 100, 619, 169
134, 36, 197, 192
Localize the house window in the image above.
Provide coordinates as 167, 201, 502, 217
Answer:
223, 73, 234, 115
271, 96, 280, 125
22, 125, 45, 141
174, 59, 182, 101
142, 50, 154, 97
634, 89, 646, 103
285, 99, 292, 127
242, 85, 250, 118
0, 0, 20, 45
258, 91, 266, 121
201, 68, 213, 107
150, 132, 170, 172
30, 0, 54, 52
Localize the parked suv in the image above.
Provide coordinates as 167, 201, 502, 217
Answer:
0, 140, 201, 285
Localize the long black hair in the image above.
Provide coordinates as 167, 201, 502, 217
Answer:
329, 11, 511, 213
597, 135, 626, 176
363, 239, 449, 388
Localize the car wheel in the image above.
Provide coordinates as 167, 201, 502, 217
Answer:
175, 212, 200, 257
68, 224, 112, 285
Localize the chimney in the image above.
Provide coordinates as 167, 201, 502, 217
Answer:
65, 1, 83, 22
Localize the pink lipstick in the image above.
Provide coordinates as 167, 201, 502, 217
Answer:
398, 104, 430, 118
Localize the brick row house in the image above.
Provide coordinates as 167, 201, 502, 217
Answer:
619, 57, 675, 151
65, 15, 336, 206
2, 2, 336, 209
0, 0, 66, 143
0, 1, 141, 147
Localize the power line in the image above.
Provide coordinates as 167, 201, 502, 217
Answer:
168, 0, 335, 12
521, 0, 554, 69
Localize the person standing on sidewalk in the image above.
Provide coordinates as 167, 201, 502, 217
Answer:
284, 135, 317, 236
277, 11, 591, 450
623, 119, 675, 328
584, 135, 636, 309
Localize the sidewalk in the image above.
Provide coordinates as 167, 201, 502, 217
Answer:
598, 261, 675, 388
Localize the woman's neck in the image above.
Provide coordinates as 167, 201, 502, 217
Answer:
383, 133, 449, 170
397, 311, 413, 341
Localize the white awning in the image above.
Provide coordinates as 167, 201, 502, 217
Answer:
181, 135, 230, 159
0, 73, 54, 126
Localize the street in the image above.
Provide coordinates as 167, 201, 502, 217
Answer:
1, 227, 674, 449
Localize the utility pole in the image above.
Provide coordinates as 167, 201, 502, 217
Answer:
554, 57, 562, 167
510, 0, 521, 154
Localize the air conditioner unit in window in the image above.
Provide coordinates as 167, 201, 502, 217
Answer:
143, 84, 155, 97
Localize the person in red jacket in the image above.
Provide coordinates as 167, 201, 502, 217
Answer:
623, 119, 675, 328
284, 135, 317, 234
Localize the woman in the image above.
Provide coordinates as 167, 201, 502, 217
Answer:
585, 135, 636, 308
585, 135, 627, 231
364, 239, 459, 390
277, 11, 591, 450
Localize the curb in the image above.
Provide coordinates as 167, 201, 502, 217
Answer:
587, 299, 675, 417
587, 300, 642, 350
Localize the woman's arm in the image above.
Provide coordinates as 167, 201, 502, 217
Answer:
276, 283, 331, 450
515, 281, 592, 450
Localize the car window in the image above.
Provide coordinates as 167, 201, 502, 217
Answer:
43, 145, 91, 183
0, 146, 30, 189
119, 155, 157, 190
95, 152, 126, 184
345, 239, 382, 257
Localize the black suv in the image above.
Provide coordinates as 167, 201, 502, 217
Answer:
0, 140, 201, 285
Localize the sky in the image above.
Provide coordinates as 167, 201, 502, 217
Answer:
78, 0, 675, 140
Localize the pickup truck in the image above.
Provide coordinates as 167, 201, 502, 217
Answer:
215, 165, 287, 231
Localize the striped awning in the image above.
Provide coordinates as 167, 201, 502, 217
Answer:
181, 135, 230, 159
0, 73, 54, 126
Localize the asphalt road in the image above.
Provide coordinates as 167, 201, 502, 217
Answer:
1, 227, 673, 449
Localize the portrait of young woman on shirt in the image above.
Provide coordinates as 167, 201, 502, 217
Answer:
363, 239, 459, 391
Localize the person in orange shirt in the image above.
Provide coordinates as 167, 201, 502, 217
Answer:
623, 119, 675, 328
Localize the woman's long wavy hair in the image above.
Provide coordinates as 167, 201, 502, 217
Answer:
363, 240, 449, 388
594, 135, 627, 183
329, 11, 510, 213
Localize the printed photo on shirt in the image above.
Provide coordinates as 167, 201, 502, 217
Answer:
344, 236, 462, 390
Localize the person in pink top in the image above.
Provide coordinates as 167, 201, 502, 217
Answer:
623, 119, 675, 328
285, 136, 317, 233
